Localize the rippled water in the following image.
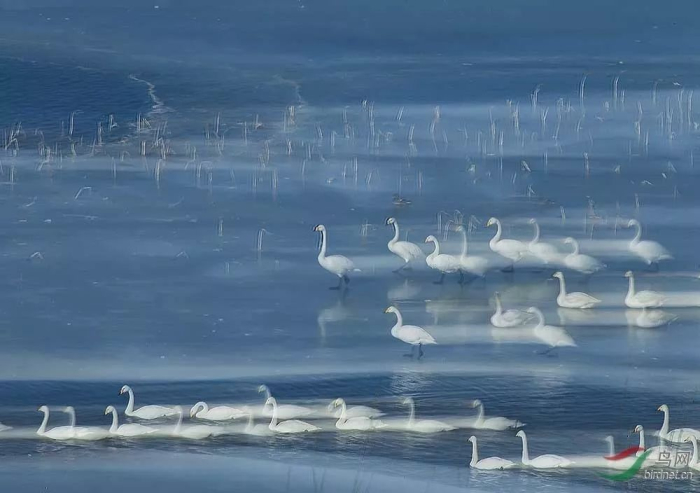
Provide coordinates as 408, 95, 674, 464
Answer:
1, 1, 700, 492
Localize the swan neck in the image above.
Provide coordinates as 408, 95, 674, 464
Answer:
126, 389, 135, 414
532, 222, 540, 243
475, 403, 484, 421
174, 409, 183, 434
109, 408, 118, 433
520, 433, 529, 463
495, 295, 502, 315
470, 439, 478, 467
534, 310, 544, 327
393, 310, 403, 328
631, 222, 642, 245
490, 221, 502, 245
660, 408, 669, 435
638, 428, 645, 452
389, 223, 400, 246
558, 276, 567, 296
430, 240, 440, 257
627, 275, 636, 297
318, 230, 327, 260
246, 412, 254, 431
460, 229, 468, 258
38, 408, 49, 435
570, 240, 579, 255
67, 408, 76, 428
407, 401, 415, 427
606, 437, 614, 456
268, 398, 278, 429
692, 438, 699, 466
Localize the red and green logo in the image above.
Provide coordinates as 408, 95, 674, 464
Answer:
599, 448, 651, 482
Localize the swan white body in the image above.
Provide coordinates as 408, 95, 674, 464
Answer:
528, 307, 577, 348
329, 398, 385, 430
385, 306, 437, 347
486, 217, 527, 264
314, 225, 356, 286
563, 237, 605, 274
456, 226, 489, 277
258, 385, 314, 419
105, 405, 156, 437
471, 400, 523, 430
528, 219, 560, 264
37, 406, 76, 440
330, 404, 383, 419
120, 385, 177, 420
490, 292, 530, 328
468, 436, 516, 470
65, 406, 110, 440
657, 404, 700, 443
517, 430, 571, 469
627, 220, 672, 265
266, 397, 320, 434
190, 401, 246, 421
624, 271, 665, 308
386, 217, 424, 267
425, 235, 461, 282
173, 406, 217, 439
553, 271, 601, 309
402, 397, 455, 433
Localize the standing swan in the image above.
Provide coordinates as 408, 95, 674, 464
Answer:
528, 219, 560, 265
657, 404, 700, 443
456, 226, 489, 280
424, 235, 461, 284
120, 385, 177, 419
402, 397, 455, 433
266, 397, 320, 433
104, 405, 156, 437
624, 271, 666, 308
385, 306, 437, 359
471, 400, 524, 430
490, 292, 531, 328
258, 385, 314, 419
328, 398, 384, 430
552, 271, 601, 309
37, 405, 75, 440
527, 307, 577, 351
516, 430, 571, 468
626, 219, 672, 267
468, 436, 516, 470
386, 217, 424, 272
313, 224, 357, 289
190, 402, 247, 421
486, 217, 527, 271
563, 237, 605, 274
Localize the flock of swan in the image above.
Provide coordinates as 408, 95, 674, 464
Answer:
13, 384, 700, 474
315, 216, 679, 356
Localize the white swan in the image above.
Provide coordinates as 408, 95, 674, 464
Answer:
634, 307, 676, 328
241, 406, 272, 436
634, 425, 669, 465
490, 292, 531, 328
471, 399, 524, 430
37, 405, 75, 440
63, 406, 108, 440
104, 405, 156, 437
386, 217, 424, 271
563, 237, 605, 274
605, 436, 615, 457
683, 436, 700, 471
173, 406, 217, 439
190, 401, 246, 421
456, 226, 489, 279
266, 397, 320, 434
120, 385, 177, 420
626, 219, 672, 266
402, 397, 455, 433
329, 398, 385, 430
657, 404, 700, 443
385, 305, 437, 359
486, 217, 527, 270
527, 307, 577, 350
258, 385, 314, 419
424, 235, 461, 283
624, 271, 666, 308
468, 436, 516, 470
552, 271, 601, 309
314, 224, 356, 289
516, 430, 571, 468
528, 219, 560, 264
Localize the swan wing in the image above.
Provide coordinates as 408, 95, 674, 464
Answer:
565, 292, 601, 306
397, 325, 437, 345
502, 310, 530, 325
635, 290, 666, 304
531, 454, 571, 468
432, 254, 461, 273
394, 241, 425, 261
534, 325, 576, 347
476, 457, 516, 470
494, 240, 526, 260
324, 255, 355, 274
207, 406, 246, 420
276, 419, 319, 433
345, 406, 384, 418
481, 417, 519, 430
118, 423, 156, 436
460, 256, 489, 276
412, 419, 455, 432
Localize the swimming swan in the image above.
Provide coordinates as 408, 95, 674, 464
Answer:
266, 397, 320, 434
104, 405, 156, 437
173, 406, 217, 439
37, 405, 75, 440
468, 435, 516, 470
63, 406, 108, 440
258, 385, 314, 419
624, 271, 666, 308
490, 292, 531, 328
190, 401, 247, 421
120, 385, 177, 420
385, 305, 437, 358
386, 217, 424, 271
657, 404, 700, 443
471, 399, 524, 430
552, 271, 601, 309
516, 430, 571, 468
528, 219, 560, 265
456, 226, 489, 280
402, 397, 455, 433
314, 224, 357, 289
626, 219, 672, 266
563, 237, 605, 274
424, 235, 461, 284
486, 217, 527, 270
329, 398, 385, 430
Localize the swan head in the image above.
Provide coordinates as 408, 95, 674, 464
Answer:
528, 218, 536, 225
657, 404, 669, 413
401, 397, 414, 406
328, 398, 343, 411
526, 307, 541, 315
563, 237, 575, 245
384, 306, 398, 315
552, 271, 563, 279
104, 405, 116, 415
119, 385, 130, 395
624, 270, 633, 278
516, 430, 526, 438
627, 219, 639, 228
63, 406, 75, 414
486, 217, 498, 227
385, 217, 396, 226
265, 397, 276, 407
257, 384, 269, 394
313, 224, 326, 233
424, 235, 437, 244
634, 425, 643, 433
38, 405, 49, 414
471, 399, 482, 408
190, 402, 206, 417
468, 435, 476, 444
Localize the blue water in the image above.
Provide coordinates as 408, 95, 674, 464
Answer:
2, 1, 700, 491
